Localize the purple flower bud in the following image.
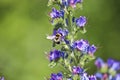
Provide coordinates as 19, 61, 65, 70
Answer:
76, 16, 87, 27
62, 0, 69, 7
88, 45, 97, 55
49, 49, 61, 61
50, 8, 64, 19
50, 72, 63, 80
107, 58, 115, 68
72, 66, 84, 75
69, 0, 83, 8
61, 0, 82, 8
50, 8, 59, 19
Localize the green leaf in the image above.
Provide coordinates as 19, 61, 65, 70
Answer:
73, 75, 80, 80
109, 68, 117, 76
76, 4, 83, 10
48, 0, 53, 6
48, 61, 57, 68
100, 65, 108, 73
52, 18, 63, 26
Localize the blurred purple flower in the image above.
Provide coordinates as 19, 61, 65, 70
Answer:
95, 58, 120, 80
107, 59, 120, 71
96, 73, 109, 80
114, 74, 120, 80
95, 72, 103, 79
107, 58, 115, 68
95, 58, 105, 68
111, 61, 120, 71
0, 77, 4, 80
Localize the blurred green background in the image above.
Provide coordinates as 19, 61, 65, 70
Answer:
0, 0, 120, 80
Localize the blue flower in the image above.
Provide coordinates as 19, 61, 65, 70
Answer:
61, 0, 82, 8
76, 16, 87, 27
47, 28, 68, 44
107, 58, 115, 68
114, 74, 120, 80
68, 0, 83, 8
88, 45, 97, 55
50, 8, 64, 19
50, 72, 63, 80
73, 39, 89, 54
107, 59, 120, 71
61, 0, 69, 7
72, 66, 84, 75
72, 39, 97, 55
49, 49, 61, 61
110, 62, 120, 71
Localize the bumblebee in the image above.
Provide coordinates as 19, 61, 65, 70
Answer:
54, 33, 62, 44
